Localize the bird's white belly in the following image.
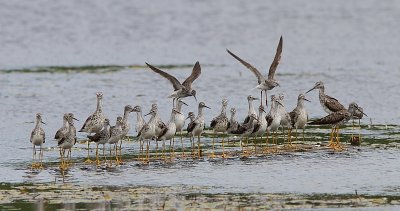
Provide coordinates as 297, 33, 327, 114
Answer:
193, 122, 204, 136
295, 111, 308, 129
108, 136, 120, 144
60, 140, 74, 149
175, 114, 185, 132
31, 134, 44, 146
164, 124, 177, 140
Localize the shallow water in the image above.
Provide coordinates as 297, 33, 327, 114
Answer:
1, 0, 400, 209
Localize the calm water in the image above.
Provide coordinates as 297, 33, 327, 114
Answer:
0, 0, 400, 199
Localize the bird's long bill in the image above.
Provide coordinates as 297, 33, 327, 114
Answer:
73, 117, 79, 121
144, 112, 152, 116
356, 107, 368, 117
306, 86, 317, 94
181, 101, 188, 106
185, 116, 191, 120
253, 97, 259, 101
304, 98, 311, 103
276, 101, 284, 107
41, 121, 46, 125
204, 105, 211, 109
193, 95, 197, 102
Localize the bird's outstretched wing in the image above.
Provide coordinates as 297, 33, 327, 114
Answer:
146, 63, 182, 91
309, 110, 346, 125
182, 61, 201, 89
324, 95, 346, 113
268, 36, 283, 80
227, 49, 263, 84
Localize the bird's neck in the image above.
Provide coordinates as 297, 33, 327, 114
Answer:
318, 87, 325, 97
297, 99, 305, 109
221, 105, 227, 116
63, 118, 69, 128
175, 103, 183, 112
35, 120, 41, 129
136, 111, 144, 122
198, 107, 204, 117
123, 110, 130, 123
230, 113, 236, 122
96, 98, 103, 113
248, 100, 255, 115
169, 112, 176, 122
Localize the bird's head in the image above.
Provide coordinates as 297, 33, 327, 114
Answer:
306, 81, 324, 93
190, 90, 197, 101
96, 92, 103, 100
133, 105, 142, 113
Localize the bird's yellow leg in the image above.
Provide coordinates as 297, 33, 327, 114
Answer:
335, 128, 343, 150
146, 140, 150, 163
327, 127, 335, 148
39, 145, 44, 169
210, 133, 216, 158
95, 145, 100, 166
358, 119, 362, 141
352, 120, 355, 140
197, 135, 201, 159
274, 131, 278, 153
253, 136, 258, 155
264, 131, 269, 153
302, 128, 305, 143
163, 140, 166, 162
84, 141, 94, 163
155, 141, 159, 160
102, 145, 107, 165
222, 135, 227, 158
180, 132, 185, 158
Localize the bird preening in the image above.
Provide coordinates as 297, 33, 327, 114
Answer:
28, 36, 368, 170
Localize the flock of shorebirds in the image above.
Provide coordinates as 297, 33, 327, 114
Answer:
29, 36, 367, 169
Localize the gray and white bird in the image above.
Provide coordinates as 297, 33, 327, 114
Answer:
54, 114, 69, 143
132, 105, 145, 135
227, 36, 282, 106
187, 102, 211, 159
251, 105, 267, 153
151, 104, 166, 138
58, 113, 78, 169
277, 94, 292, 146
186, 112, 197, 157
227, 108, 239, 135
351, 104, 367, 140
157, 108, 181, 161
79, 92, 106, 163
265, 96, 283, 152
145, 61, 201, 105
231, 114, 258, 155
243, 95, 259, 124
30, 113, 46, 169
210, 98, 229, 158
306, 81, 345, 114
87, 118, 110, 166
108, 117, 123, 165
174, 99, 188, 157
118, 105, 134, 163
309, 102, 367, 150
137, 107, 157, 163
289, 94, 310, 143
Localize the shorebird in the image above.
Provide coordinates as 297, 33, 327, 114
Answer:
265, 95, 283, 152
145, 61, 201, 106
351, 104, 367, 140
54, 114, 70, 143
58, 113, 78, 170
277, 94, 293, 146
187, 102, 210, 159
150, 104, 168, 154
137, 107, 157, 163
87, 118, 111, 166
79, 92, 106, 163
231, 114, 258, 156
174, 99, 188, 157
186, 112, 197, 157
108, 117, 123, 165
243, 95, 259, 124
251, 105, 267, 153
210, 98, 229, 158
118, 105, 134, 163
30, 113, 46, 169
132, 105, 146, 159
227, 36, 282, 106
157, 108, 180, 161
227, 108, 239, 135
289, 94, 310, 143
306, 81, 345, 114
309, 102, 367, 150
